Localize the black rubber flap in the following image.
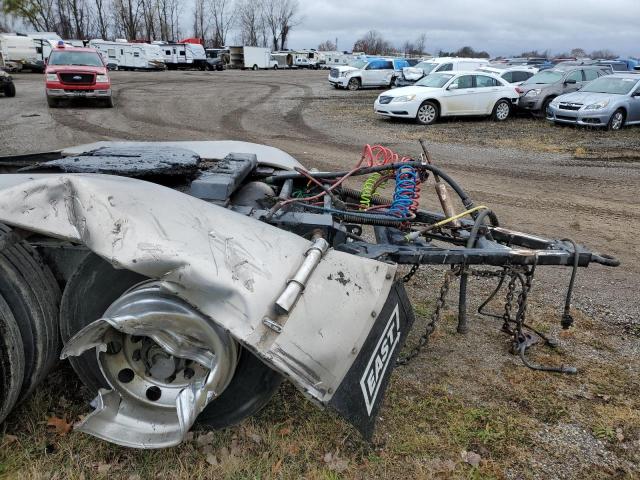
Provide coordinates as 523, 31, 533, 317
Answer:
19, 145, 201, 177
328, 282, 415, 439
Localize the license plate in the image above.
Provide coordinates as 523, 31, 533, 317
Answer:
73, 91, 86, 97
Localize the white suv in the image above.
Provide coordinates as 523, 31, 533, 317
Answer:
328, 58, 408, 90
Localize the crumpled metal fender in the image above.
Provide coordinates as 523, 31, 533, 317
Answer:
0, 173, 397, 416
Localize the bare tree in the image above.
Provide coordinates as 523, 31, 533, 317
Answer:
237, 0, 265, 46
262, 0, 300, 50
193, 0, 208, 40
570, 47, 587, 58
317, 39, 336, 51
210, 0, 233, 47
93, 0, 111, 38
353, 30, 392, 55
157, 0, 180, 41
3, 0, 58, 31
414, 33, 426, 55
590, 49, 617, 60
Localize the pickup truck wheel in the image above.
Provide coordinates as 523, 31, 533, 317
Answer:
347, 78, 360, 91
0, 225, 61, 402
103, 96, 114, 108
416, 101, 439, 125
4, 82, 15, 97
492, 99, 511, 121
0, 293, 24, 425
60, 254, 283, 430
607, 109, 625, 131
46, 97, 59, 108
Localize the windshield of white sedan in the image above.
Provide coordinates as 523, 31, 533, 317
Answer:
415, 62, 438, 73
581, 77, 638, 95
349, 60, 367, 69
415, 73, 454, 88
523, 70, 563, 85
49, 51, 103, 67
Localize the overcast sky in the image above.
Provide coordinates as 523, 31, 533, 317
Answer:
282, 0, 639, 57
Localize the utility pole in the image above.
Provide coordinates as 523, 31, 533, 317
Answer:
335, 37, 338, 51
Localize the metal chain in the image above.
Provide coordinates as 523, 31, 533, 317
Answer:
402, 263, 420, 283
396, 267, 457, 366
502, 271, 519, 334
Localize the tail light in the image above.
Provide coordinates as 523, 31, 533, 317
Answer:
515, 87, 524, 94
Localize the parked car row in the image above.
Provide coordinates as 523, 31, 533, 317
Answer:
371, 64, 640, 130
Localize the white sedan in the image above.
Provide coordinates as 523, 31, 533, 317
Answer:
374, 71, 520, 125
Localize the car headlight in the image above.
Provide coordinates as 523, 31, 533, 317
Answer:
45, 73, 58, 81
392, 94, 416, 103
95, 74, 109, 83
584, 100, 609, 110
339, 72, 348, 77
524, 89, 541, 97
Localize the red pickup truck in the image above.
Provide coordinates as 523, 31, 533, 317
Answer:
45, 44, 113, 108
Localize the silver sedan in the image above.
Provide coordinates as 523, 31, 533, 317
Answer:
546, 73, 640, 130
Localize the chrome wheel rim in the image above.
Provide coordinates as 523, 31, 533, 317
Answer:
348, 80, 358, 90
496, 102, 510, 120
418, 104, 436, 124
611, 112, 623, 130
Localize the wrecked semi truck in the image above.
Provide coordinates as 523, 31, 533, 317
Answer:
0, 141, 618, 448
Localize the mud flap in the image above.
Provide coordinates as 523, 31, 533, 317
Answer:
328, 282, 415, 439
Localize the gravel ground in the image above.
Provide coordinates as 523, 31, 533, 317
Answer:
0, 70, 638, 479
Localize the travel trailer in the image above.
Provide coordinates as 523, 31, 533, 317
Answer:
157, 42, 207, 70
0, 34, 42, 71
89, 40, 165, 70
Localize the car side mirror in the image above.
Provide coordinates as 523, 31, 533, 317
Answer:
564, 78, 577, 85
448, 83, 459, 90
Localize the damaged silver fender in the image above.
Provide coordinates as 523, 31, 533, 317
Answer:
0, 172, 396, 447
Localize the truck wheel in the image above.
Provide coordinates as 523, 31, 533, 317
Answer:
0, 293, 24, 425
416, 101, 439, 125
273, 64, 278, 70
60, 254, 282, 430
103, 96, 114, 108
607, 109, 625, 131
4, 82, 15, 97
0, 225, 61, 402
347, 78, 360, 91
492, 99, 511, 121
252, 64, 259, 71
46, 97, 59, 108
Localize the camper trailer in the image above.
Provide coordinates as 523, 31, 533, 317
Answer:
229, 46, 278, 70
319, 51, 363, 69
158, 42, 207, 70
89, 40, 165, 70
27, 33, 62, 66
292, 50, 321, 69
0, 34, 42, 72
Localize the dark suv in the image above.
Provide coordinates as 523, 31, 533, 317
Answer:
518, 64, 613, 115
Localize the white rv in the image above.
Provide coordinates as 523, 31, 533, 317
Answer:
229, 46, 278, 70
88, 40, 165, 70
158, 43, 207, 70
319, 51, 363, 69
292, 50, 321, 69
0, 34, 42, 71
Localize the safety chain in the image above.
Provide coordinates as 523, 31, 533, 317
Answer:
396, 266, 457, 366
402, 263, 420, 283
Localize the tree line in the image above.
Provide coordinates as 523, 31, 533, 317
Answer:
0, 0, 301, 49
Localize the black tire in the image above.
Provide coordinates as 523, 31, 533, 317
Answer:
273, 64, 278, 70
60, 254, 282, 429
0, 293, 24, 425
4, 82, 16, 97
539, 97, 553, 118
103, 96, 114, 108
0, 226, 60, 401
46, 96, 59, 108
252, 64, 259, 71
491, 99, 511, 121
415, 101, 439, 125
607, 109, 625, 131
347, 77, 360, 91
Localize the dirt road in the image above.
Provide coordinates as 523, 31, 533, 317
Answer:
1, 70, 638, 479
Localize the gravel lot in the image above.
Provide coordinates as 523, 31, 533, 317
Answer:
0, 70, 638, 479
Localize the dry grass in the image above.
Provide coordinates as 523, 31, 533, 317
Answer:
316, 91, 640, 159
1, 285, 638, 480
